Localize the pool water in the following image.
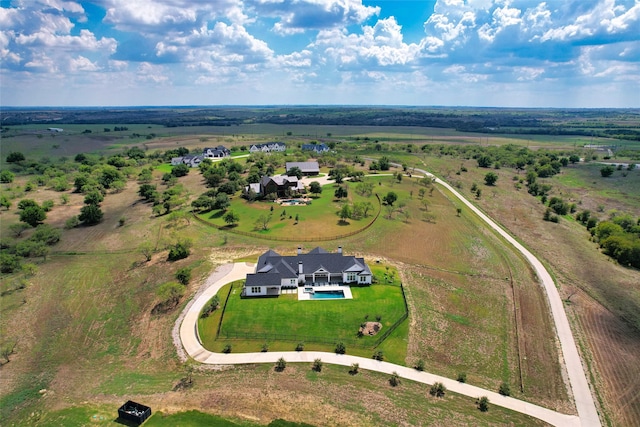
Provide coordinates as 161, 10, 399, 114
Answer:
310, 290, 345, 300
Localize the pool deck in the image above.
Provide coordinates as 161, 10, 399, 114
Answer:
297, 284, 353, 300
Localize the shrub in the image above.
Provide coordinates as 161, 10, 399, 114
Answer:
457, 372, 467, 383
334, 341, 346, 354
65, 215, 80, 229
477, 396, 490, 412
312, 358, 323, 372
349, 363, 359, 375
389, 372, 401, 387
429, 382, 446, 397
499, 381, 511, 396
175, 267, 192, 285
156, 282, 184, 307
168, 239, 191, 261
275, 357, 286, 372
295, 342, 305, 351
415, 359, 425, 371
261, 343, 269, 352
222, 344, 232, 354
201, 295, 220, 318
372, 351, 384, 361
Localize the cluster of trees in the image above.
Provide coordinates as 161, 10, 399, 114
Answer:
587, 214, 640, 268
1, 223, 61, 273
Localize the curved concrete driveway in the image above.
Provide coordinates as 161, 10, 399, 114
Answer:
179, 165, 600, 426
408, 166, 600, 427
179, 263, 580, 427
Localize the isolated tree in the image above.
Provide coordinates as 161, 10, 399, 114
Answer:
140, 242, 154, 262
378, 156, 390, 170
484, 172, 498, 186
339, 204, 352, 222
213, 193, 231, 211
79, 204, 103, 225
223, 210, 239, 226
477, 155, 492, 168
312, 358, 323, 372
415, 359, 425, 371
349, 363, 359, 375
335, 342, 346, 354
255, 213, 272, 231
309, 181, 322, 195
20, 205, 46, 227
383, 191, 398, 206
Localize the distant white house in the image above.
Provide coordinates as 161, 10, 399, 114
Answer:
301, 143, 329, 153
249, 142, 286, 153
286, 161, 320, 176
47, 128, 63, 132
203, 146, 231, 159
244, 246, 372, 297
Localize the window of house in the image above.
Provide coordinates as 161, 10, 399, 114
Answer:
347, 273, 356, 282
360, 275, 367, 282
251, 287, 260, 294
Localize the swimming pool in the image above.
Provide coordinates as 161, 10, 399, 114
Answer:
310, 290, 345, 300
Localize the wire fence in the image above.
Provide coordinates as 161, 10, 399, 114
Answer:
193, 194, 382, 242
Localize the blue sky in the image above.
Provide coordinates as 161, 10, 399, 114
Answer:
1, 0, 639, 107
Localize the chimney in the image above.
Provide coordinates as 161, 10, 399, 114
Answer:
338, 246, 342, 254
297, 246, 302, 255
298, 261, 303, 274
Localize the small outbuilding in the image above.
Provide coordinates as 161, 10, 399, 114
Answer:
118, 401, 151, 425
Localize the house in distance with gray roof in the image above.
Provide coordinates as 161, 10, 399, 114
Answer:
243, 246, 372, 297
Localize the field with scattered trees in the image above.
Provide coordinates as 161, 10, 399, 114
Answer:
1, 107, 638, 426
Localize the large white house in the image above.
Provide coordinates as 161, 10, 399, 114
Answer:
249, 142, 286, 153
244, 247, 372, 297
203, 146, 231, 159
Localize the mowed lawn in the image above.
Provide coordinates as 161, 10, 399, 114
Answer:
215, 283, 406, 347
197, 181, 380, 240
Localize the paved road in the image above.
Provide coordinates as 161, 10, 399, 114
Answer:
179, 263, 581, 427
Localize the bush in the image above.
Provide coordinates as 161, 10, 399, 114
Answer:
429, 382, 446, 397
295, 342, 305, 351
312, 358, 323, 372
222, 344, 232, 354
389, 372, 401, 387
156, 282, 184, 307
372, 351, 384, 361
457, 372, 467, 383
415, 359, 425, 371
168, 240, 191, 261
275, 357, 286, 372
334, 341, 346, 354
65, 216, 80, 229
175, 267, 192, 285
261, 343, 269, 352
498, 381, 511, 396
349, 363, 359, 375
200, 295, 220, 318
79, 204, 103, 225
477, 396, 490, 412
